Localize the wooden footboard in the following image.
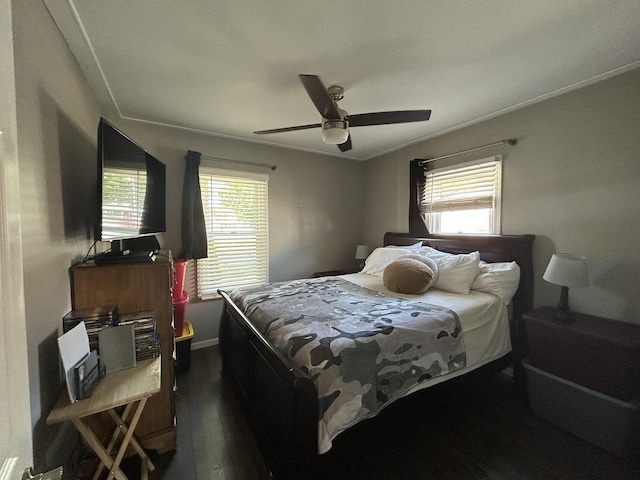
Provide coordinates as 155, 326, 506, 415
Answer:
217, 289, 319, 473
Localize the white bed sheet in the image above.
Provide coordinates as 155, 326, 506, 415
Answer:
341, 272, 512, 385
311, 273, 513, 452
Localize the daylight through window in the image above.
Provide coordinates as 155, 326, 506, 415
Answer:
421, 156, 502, 234
196, 168, 269, 299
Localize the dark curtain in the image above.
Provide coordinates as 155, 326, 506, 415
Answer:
179, 150, 208, 259
409, 159, 429, 235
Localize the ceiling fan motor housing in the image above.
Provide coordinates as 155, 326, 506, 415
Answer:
327, 85, 344, 102
321, 119, 349, 144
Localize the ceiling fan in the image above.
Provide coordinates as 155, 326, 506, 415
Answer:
254, 74, 432, 152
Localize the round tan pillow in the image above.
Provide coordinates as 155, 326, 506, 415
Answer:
383, 258, 436, 294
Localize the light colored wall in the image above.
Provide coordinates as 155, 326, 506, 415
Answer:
0, 0, 32, 473
364, 68, 640, 323
104, 119, 366, 345
12, 0, 103, 471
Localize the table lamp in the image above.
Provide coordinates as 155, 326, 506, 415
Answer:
542, 253, 589, 323
355, 245, 371, 270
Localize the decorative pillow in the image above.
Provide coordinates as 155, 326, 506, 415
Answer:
383, 258, 437, 295
431, 251, 481, 294
360, 243, 422, 276
398, 254, 439, 284
471, 261, 521, 304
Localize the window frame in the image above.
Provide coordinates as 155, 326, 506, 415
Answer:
421, 155, 502, 235
196, 167, 269, 300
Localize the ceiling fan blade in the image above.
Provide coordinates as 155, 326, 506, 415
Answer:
254, 123, 322, 135
337, 135, 352, 152
299, 74, 342, 120
346, 110, 431, 127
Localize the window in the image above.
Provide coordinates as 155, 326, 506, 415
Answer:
196, 168, 269, 298
421, 156, 502, 234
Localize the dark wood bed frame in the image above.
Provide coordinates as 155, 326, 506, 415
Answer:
218, 232, 535, 477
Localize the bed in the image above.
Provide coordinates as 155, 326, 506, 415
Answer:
217, 232, 534, 474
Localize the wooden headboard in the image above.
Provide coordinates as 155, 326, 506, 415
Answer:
384, 232, 535, 320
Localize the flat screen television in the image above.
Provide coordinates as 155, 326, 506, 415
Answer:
95, 118, 166, 263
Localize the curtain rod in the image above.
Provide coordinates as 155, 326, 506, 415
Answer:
417, 138, 517, 166
201, 155, 277, 171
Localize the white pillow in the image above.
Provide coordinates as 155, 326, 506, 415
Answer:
431, 251, 480, 294
471, 261, 521, 304
388, 241, 423, 253
360, 244, 421, 277
419, 245, 451, 258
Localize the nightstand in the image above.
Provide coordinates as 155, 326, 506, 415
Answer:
521, 307, 640, 456
522, 306, 640, 400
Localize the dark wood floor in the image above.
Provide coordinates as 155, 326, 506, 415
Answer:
120, 346, 639, 480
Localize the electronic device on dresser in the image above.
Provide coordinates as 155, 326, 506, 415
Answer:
94, 118, 166, 264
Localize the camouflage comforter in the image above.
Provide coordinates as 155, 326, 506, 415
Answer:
230, 277, 466, 453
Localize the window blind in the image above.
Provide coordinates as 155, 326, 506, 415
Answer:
421, 157, 501, 214
196, 168, 268, 298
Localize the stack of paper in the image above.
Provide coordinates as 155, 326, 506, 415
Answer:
57, 322, 90, 403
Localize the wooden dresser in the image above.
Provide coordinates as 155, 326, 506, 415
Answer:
69, 254, 176, 453
523, 306, 640, 401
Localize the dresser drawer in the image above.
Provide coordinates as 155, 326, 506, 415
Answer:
523, 306, 640, 401
523, 359, 640, 456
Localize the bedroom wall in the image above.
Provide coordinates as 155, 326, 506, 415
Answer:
1, 0, 32, 472
364, 68, 640, 324
12, 0, 103, 471
104, 118, 366, 346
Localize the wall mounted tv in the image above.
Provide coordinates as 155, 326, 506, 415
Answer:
95, 118, 166, 263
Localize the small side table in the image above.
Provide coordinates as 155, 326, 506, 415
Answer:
522, 308, 640, 456
522, 306, 640, 401
47, 357, 161, 480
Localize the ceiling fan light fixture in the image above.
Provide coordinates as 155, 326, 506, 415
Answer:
321, 119, 349, 144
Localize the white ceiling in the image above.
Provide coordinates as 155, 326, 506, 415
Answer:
45, 0, 640, 161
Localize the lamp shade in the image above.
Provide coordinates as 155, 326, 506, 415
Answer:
543, 253, 589, 287
321, 120, 349, 144
355, 244, 371, 260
